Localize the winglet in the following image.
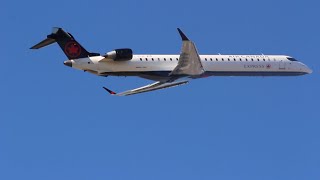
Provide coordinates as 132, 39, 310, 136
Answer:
177, 28, 189, 41
103, 87, 117, 95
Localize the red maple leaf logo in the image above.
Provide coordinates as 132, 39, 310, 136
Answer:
64, 41, 81, 58
68, 44, 79, 54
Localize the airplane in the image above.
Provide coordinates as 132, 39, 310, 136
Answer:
31, 27, 312, 96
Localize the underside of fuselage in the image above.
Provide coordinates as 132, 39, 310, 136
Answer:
100, 71, 308, 81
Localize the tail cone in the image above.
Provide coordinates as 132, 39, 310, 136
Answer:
63, 60, 72, 67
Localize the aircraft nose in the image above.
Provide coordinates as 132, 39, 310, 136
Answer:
298, 62, 312, 74
306, 67, 313, 74
63, 60, 72, 67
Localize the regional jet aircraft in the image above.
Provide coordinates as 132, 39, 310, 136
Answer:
31, 27, 312, 96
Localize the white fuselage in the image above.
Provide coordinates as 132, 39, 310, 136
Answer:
68, 54, 312, 80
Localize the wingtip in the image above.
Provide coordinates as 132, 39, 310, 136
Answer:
177, 28, 189, 41
103, 87, 117, 95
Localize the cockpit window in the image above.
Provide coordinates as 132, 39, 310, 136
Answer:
287, 57, 298, 61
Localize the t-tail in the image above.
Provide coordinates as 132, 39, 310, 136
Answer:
30, 27, 99, 59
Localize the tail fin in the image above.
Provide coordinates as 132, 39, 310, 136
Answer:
31, 27, 99, 59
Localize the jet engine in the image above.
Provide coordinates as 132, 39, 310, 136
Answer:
103, 48, 133, 61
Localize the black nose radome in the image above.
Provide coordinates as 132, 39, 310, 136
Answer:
63, 60, 72, 67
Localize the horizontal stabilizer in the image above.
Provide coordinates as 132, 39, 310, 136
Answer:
30, 38, 56, 49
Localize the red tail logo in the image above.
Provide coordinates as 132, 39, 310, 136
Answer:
64, 41, 82, 58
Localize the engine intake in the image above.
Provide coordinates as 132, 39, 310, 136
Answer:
104, 48, 133, 61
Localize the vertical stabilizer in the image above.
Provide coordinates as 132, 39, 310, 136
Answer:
31, 27, 96, 59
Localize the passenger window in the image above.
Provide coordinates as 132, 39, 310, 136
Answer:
164, 58, 166, 61
140, 58, 142, 61
170, 58, 172, 61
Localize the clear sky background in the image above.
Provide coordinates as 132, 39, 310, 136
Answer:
1, 0, 319, 179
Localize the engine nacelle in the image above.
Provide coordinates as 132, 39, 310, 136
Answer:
104, 48, 133, 61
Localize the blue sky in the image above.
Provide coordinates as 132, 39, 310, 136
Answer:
1, 0, 319, 179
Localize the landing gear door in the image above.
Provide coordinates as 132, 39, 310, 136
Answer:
279, 60, 286, 70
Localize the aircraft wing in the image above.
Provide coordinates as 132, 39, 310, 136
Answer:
103, 80, 188, 96
103, 28, 202, 96
170, 28, 204, 76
